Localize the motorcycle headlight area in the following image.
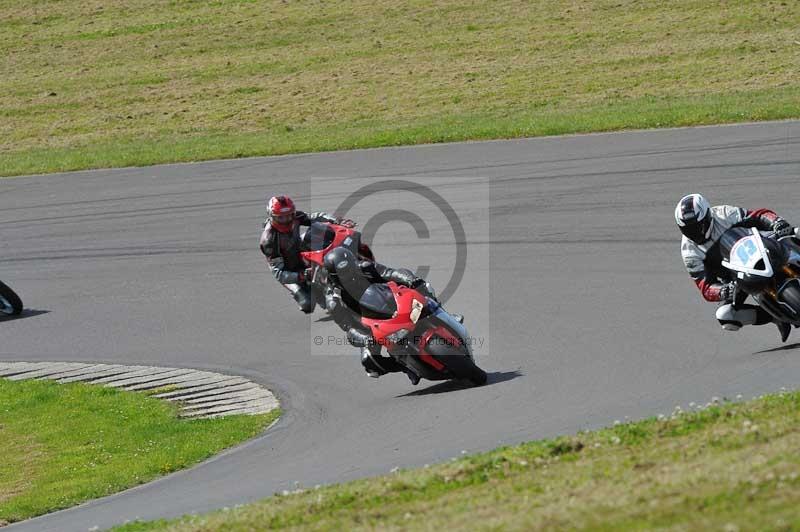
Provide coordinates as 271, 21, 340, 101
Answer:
385, 328, 411, 344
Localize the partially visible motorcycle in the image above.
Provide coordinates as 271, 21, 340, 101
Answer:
0, 281, 23, 316
719, 227, 800, 324
298, 221, 375, 310
357, 281, 487, 386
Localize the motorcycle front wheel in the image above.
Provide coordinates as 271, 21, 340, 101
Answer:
426, 341, 487, 386
0, 281, 23, 316
778, 282, 800, 321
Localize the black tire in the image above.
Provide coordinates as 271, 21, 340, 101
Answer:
779, 282, 800, 320
0, 281, 23, 316
427, 341, 487, 386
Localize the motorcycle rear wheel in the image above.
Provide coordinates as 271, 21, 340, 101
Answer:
0, 281, 23, 316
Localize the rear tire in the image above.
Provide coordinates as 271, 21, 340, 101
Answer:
0, 281, 23, 316
427, 341, 487, 386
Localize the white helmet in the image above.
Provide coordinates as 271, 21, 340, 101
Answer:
675, 194, 713, 244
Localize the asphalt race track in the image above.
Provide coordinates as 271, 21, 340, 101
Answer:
2, 121, 799, 531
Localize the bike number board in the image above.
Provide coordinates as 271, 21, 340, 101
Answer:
730, 236, 760, 269
722, 230, 774, 278
410, 299, 424, 324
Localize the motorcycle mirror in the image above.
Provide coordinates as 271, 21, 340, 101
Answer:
424, 281, 437, 299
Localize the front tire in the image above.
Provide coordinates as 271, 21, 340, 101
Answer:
0, 281, 23, 316
426, 341, 487, 386
778, 282, 800, 321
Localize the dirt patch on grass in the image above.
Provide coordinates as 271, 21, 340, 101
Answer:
0, 426, 45, 506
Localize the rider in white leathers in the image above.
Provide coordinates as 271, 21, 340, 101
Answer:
675, 194, 798, 342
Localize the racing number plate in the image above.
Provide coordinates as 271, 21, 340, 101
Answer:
410, 299, 424, 323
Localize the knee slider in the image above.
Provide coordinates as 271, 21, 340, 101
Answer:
715, 304, 736, 321
716, 304, 743, 331
716, 303, 757, 328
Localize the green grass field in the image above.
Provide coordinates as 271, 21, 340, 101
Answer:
2, 0, 798, 176
118, 390, 800, 531
0, 379, 278, 525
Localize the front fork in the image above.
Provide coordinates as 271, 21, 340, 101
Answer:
746, 266, 800, 322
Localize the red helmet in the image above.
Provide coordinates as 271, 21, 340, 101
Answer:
267, 195, 296, 233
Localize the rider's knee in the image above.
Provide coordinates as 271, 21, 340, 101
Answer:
716, 303, 755, 331
716, 304, 740, 330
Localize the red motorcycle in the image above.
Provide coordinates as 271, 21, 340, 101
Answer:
358, 281, 487, 386
299, 222, 375, 310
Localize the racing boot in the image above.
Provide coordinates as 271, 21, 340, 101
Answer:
361, 346, 388, 378
451, 313, 464, 324
404, 369, 420, 386
777, 321, 791, 343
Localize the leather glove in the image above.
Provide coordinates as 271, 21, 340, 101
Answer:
414, 280, 438, 301
338, 218, 356, 229
772, 219, 795, 239
719, 282, 736, 302
391, 268, 418, 287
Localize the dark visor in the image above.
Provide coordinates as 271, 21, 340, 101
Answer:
272, 213, 293, 224
681, 215, 711, 243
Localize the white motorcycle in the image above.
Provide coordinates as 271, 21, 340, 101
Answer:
720, 227, 800, 324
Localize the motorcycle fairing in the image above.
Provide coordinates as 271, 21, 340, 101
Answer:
721, 228, 774, 278
777, 278, 800, 319
427, 306, 473, 358
358, 283, 398, 319
786, 247, 800, 266
299, 222, 362, 267
361, 282, 421, 338
361, 283, 473, 379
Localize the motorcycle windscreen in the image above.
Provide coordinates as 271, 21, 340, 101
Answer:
730, 237, 767, 271
358, 284, 398, 319
717, 227, 753, 262
719, 228, 775, 278
300, 222, 336, 251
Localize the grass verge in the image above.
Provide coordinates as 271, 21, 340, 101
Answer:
118, 390, 800, 531
2, 0, 799, 177
0, 378, 278, 525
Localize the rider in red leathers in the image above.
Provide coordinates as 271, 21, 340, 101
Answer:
259, 195, 354, 314
322, 246, 461, 384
